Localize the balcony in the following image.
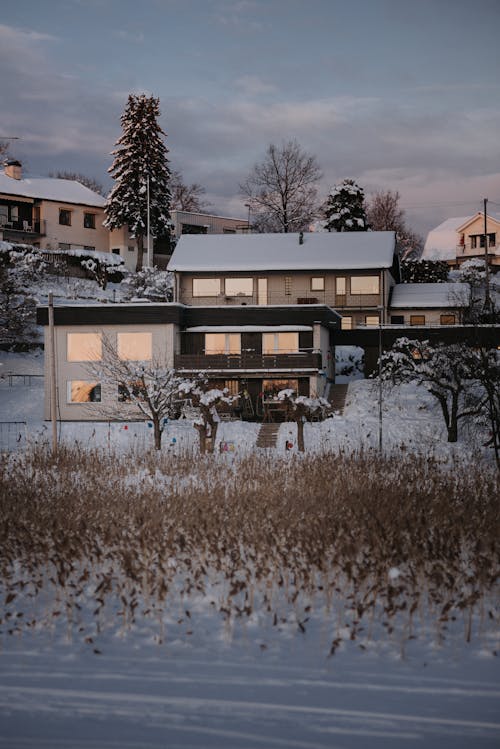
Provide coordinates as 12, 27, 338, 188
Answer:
174, 352, 322, 372
0, 219, 46, 236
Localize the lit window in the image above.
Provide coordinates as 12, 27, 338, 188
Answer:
410, 315, 426, 326
193, 278, 221, 297
365, 315, 379, 327
84, 213, 96, 229
350, 276, 380, 295
262, 332, 298, 354
68, 381, 101, 403
67, 332, 102, 361
225, 278, 253, 296
205, 333, 241, 354
59, 209, 71, 226
440, 314, 456, 325
341, 316, 352, 330
117, 332, 152, 361
311, 277, 324, 291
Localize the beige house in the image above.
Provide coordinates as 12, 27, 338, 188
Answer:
389, 283, 470, 326
171, 210, 249, 239
423, 211, 500, 268
168, 231, 399, 329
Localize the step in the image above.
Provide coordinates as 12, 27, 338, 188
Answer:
328, 384, 349, 415
256, 423, 281, 449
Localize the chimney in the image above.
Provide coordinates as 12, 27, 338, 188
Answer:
299, 231, 304, 245
4, 159, 22, 180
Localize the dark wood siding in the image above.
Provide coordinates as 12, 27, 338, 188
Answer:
242, 332, 262, 354
181, 332, 204, 354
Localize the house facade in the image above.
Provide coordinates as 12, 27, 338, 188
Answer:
389, 283, 470, 326
36, 303, 339, 421
423, 211, 500, 268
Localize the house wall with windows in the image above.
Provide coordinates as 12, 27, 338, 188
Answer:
37, 200, 109, 253
388, 283, 470, 327
423, 212, 500, 267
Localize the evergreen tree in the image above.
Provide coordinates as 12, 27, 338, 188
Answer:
104, 94, 172, 271
324, 179, 368, 232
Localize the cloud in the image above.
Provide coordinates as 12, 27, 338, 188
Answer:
113, 29, 145, 43
234, 75, 277, 97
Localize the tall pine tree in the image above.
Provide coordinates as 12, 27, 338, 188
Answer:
324, 179, 368, 232
105, 94, 172, 271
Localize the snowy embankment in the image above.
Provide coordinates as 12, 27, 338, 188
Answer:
0, 351, 499, 749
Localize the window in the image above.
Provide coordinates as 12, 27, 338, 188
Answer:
84, 212, 96, 229
193, 278, 221, 297
285, 277, 292, 295
365, 315, 380, 327
225, 278, 253, 297
336, 277, 346, 296
59, 209, 71, 226
440, 314, 456, 325
410, 315, 426, 326
117, 332, 152, 361
257, 278, 267, 306
112, 248, 121, 255
391, 315, 404, 325
471, 233, 496, 249
205, 333, 241, 355
10, 206, 18, 222
222, 228, 236, 234
262, 332, 298, 354
350, 276, 380, 295
67, 332, 102, 361
58, 243, 70, 250
181, 223, 207, 234
341, 316, 352, 330
68, 381, 101, 403
311, 277, 324, 291
83, 245, 95, 252
0, 205, 7, 225
128, 246, 135, 252
263, 379, 298, 398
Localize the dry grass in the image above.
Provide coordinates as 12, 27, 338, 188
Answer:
0, 446, 498, 654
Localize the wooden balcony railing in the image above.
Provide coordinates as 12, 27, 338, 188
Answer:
174, 352, 322, 371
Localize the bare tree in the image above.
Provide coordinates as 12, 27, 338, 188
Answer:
170, 170, 210, 212
240, 140, 322, 233
276, 389, 331, 452
0, 141, 11, 161
93, 337, 185, 450
367, 190, 423, 259
49, 171, 105, 196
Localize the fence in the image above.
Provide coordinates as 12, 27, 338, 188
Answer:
0, 421, 28, 452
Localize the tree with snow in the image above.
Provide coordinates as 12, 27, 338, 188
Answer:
178, 379, 237, 453
324, 179, 368, 233
366, 190, 423, 259
240, 140, 322, 233
104, 94, 172, 272
93, 336, 185, 450
401, 259, 449, 284
379, 338, 483, 443
0, 244, 46, 344
121, 266, 173, 302
276, 389, 331, 452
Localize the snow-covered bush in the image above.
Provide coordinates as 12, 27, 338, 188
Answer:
0, 243, 46, 344
179, 378, 237, 453
323, 179, 368, 232
276, 389, 331, 451
121, 266, 173, 302
401, 259, 448, 283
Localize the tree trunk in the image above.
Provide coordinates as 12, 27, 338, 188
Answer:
447, 394, 459, 443
195, 423, 206, 453
153, 417, 162, 450
135, 233, 144, 272
296, 419, 305, 452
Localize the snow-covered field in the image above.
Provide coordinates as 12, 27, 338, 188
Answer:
0, 350, 499, 749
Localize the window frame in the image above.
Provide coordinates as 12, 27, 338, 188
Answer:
67, 332, 102, 362
204, 332, 241, 355
440, 314, 456, 325
67, 380, 101, 403
224, 277, 253, 297
83, 212, 96, 229
262, 332, 299, 354
117, 332, 153, 362
311, 276, 325, 292
350, 275, 380, 295
59, 208, 72, 226
410, 315, 426, 326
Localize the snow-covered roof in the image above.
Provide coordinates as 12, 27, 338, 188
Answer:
422, 218, 469, 261
0, 173, 106, 208
168, 231, 396, 272
390, 283, 470, 309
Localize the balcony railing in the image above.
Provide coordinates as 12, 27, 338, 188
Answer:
0, 219, 46, 236
185, 291, 381, 308
174, 352, 322, 371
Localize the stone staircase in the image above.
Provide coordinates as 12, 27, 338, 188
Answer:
256, 423, 281, 449
327, 383, 349, 415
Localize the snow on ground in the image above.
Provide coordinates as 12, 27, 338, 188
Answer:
0, 350, 499, 748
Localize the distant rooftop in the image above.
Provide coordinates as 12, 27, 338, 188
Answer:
168, 231, 396, 272
390, 282, 470, 309
422, 213, 500, 261
0, 172, 106, 208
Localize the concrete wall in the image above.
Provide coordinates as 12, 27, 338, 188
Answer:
45, 323, 178, 421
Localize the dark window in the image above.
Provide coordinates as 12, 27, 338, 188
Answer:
83, 245, 95, 252
59, 209, 71, 226
112, 248, 121, 255
84, 212, 96, 229
391, 315, 404, 325
181, 223, 208, 234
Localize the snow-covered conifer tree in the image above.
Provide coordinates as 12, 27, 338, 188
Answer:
324, 179, 368, 232
104, 94, 172, 271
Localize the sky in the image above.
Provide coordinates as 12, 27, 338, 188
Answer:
0, 0, 499, 236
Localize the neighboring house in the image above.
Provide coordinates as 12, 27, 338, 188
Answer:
389, 283, 470, 326
171, 210, 249, 239
423, 212, 500, 267
167, 231, 399, 329
36, 302, 339, 421
0, 159, 140, 271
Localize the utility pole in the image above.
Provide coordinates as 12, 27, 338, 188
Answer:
483, 198, 491, 315
48, 293, 58, 454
